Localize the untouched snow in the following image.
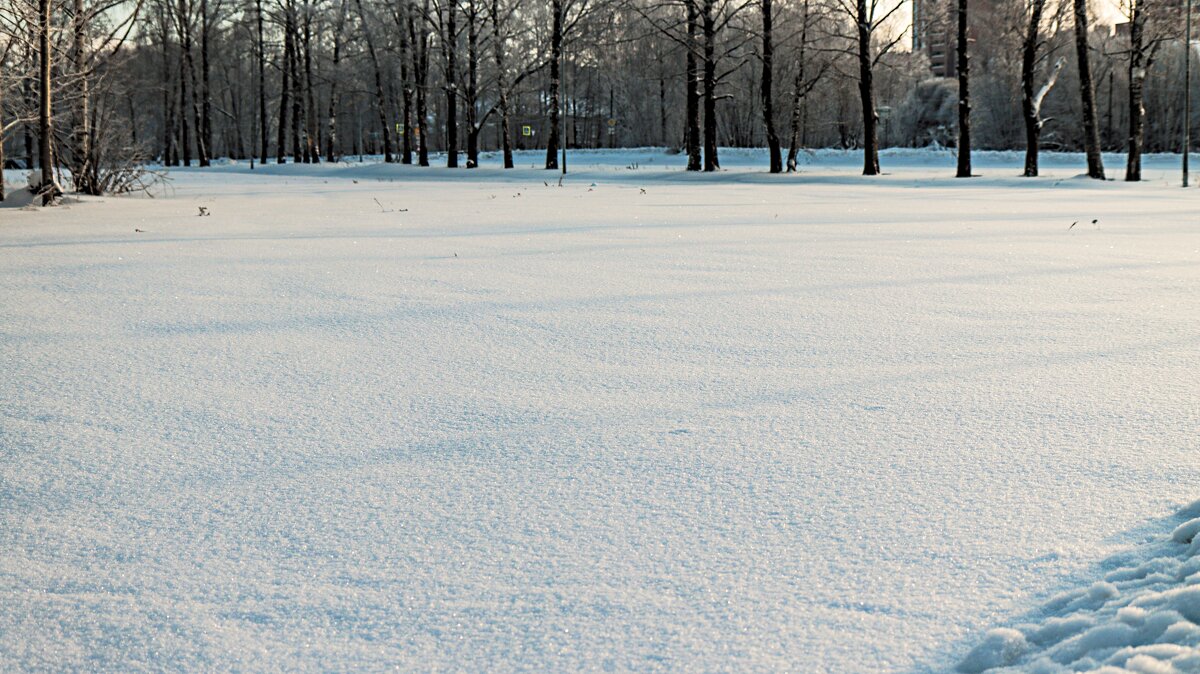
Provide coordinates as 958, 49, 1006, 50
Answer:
1, 149, 1199, 672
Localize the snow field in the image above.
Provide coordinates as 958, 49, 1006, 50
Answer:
2, 149, 1199, 672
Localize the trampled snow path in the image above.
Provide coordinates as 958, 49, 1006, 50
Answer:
2, 150, 1199, 672
959, 501, 1200, 673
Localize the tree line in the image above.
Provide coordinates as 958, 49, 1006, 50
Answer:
0, 0, 1193, 204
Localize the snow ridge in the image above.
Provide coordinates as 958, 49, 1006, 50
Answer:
959, 501, 1200, 673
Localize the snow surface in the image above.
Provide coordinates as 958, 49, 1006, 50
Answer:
958, 501, 1200, 673
2, 148, 1199, 672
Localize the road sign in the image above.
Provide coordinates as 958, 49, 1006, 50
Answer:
522, 125, 533, 137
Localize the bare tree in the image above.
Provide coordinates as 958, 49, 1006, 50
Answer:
256, 0, 268, 163
0, 24, 12, 201
276, 1, 289, 162
300, 1, 317, 163
785, 0, 831, 172
834, 0, 906, 174
546, 0, 563, 169
439, 0, 459, 168
409, 0, 431, 166
1073, 0, 1104, 179
1123, 0, 1168, 181
489, 0, 514, 167
1019, 0, 1065, 177
392, 0, 414, 164
955, 0, 970, 176
9, 0, 1198, 187
326, 0, 348, 162
353, 0, 393, 161
36, 0, 60, 202
199, 0, 213, 166
685, 0, 701, 170
760, 0, 780, 173
464, 0, 480, 167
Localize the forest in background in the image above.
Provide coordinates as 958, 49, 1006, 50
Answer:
0, 0, 1194, 203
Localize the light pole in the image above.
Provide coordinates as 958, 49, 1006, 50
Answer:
561, 40, 568, 176
1185, 0, 1193, 187
877, 106, 892, 149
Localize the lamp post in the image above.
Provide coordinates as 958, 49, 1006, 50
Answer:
877, 106, 892, 149
1185, 0, 1193, 187
561, 17, 568, 177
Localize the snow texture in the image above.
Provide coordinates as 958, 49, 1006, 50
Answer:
958, 501, 1200, 673
2, 148, 1199, 672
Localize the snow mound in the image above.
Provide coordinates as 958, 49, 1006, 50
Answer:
1171, 519, 1200, 545
959, 629, 1029, 672
958, 502, 1200, 673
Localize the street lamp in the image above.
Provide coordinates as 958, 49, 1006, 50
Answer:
877, 106, 892, 148
1185, 0, 1193, 187
561, 39, 568, 176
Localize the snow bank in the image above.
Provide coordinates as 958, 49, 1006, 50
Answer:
959, 501, 1200, 673
147, 146, 1200, 189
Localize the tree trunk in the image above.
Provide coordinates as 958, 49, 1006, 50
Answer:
608, 87, 616, 148
165, 38, 178, 167
303, 9, 318, 163
257, 0, 268, 164
685, 0, 701, 171
545, 0, 562, 170
276, 9, 290, 164
354, 0, 393, 162
226, 68, 246, 159
129, 94, 140, 150
327, 0, 347, 162
702, 0, 719, 171
1, 78, 6, 201
180, 0, 206, 166
24, 38, 36, 169
179, 0, 192, 166
37, 0, 60, 204
1074, 0, 1105, 179
857, 0, 880, 175
786, 0, 811, 172
188, 56, 205, 165
200, 0, 212, 166
1020, 0, 1046, 176
1125, 0, 1146, 181
490, 0, 514, 168
287, 14, 302, 163
411, 2, 431, 167
444, 0, 460, 168
465, 0, 480, 168
659, 73, 667, 147
398, 0, 413, 164
955, 0, 971, 177
73, 0, 97, 194
761, 0, 781, 173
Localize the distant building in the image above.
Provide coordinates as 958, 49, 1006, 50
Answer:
1114, 0, 1187, 41
912, 0, 953, 77
912, 0, 1000, 78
